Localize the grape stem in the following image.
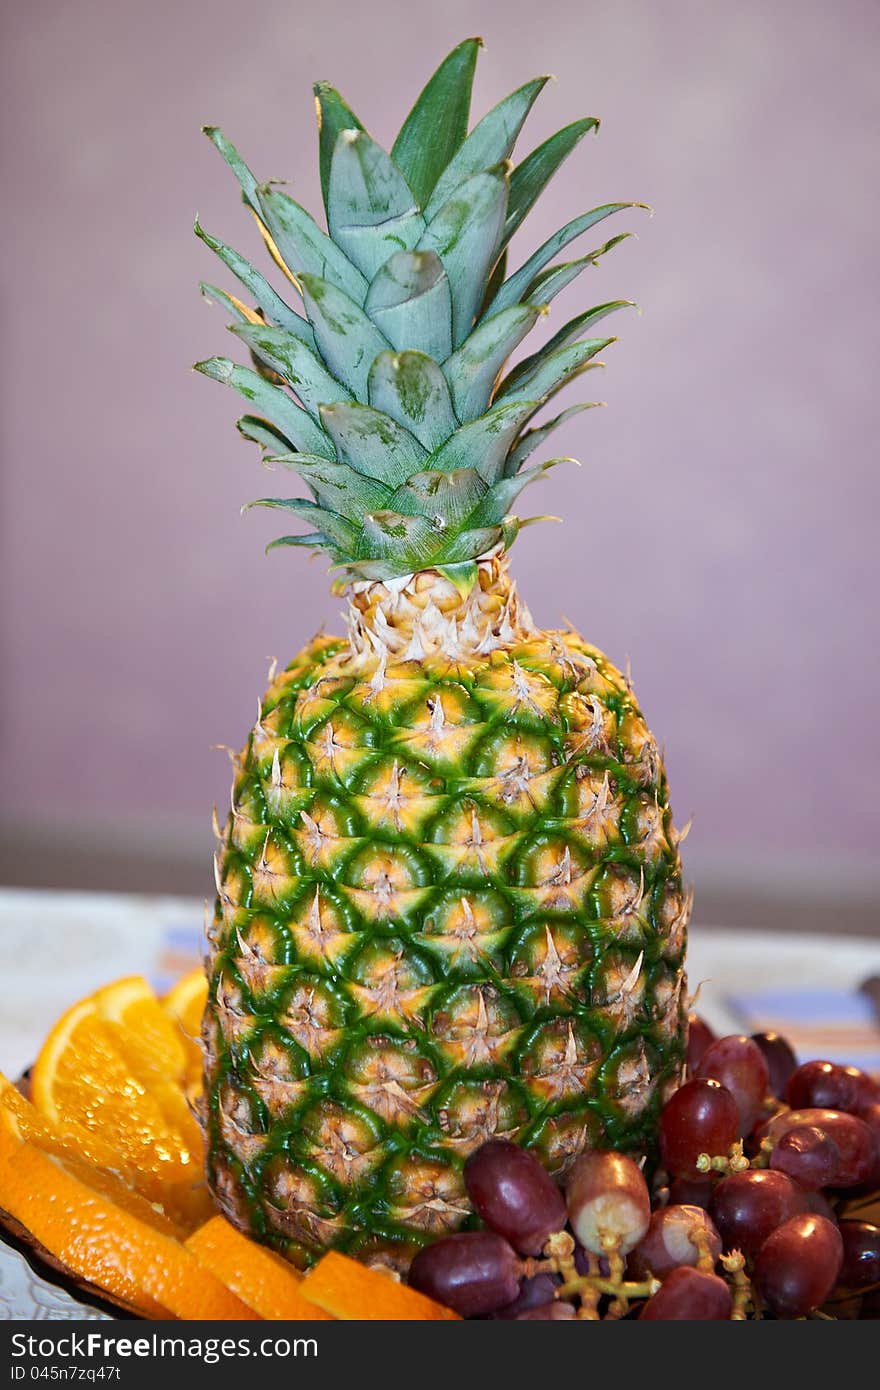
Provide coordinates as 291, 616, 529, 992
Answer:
696, 1140, 750, 1175
557, 1274, 660, 1301
721, 1249, 753, 1320
689, 1222, 716, 1274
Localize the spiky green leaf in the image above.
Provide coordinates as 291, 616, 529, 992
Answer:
503, 302, 633, 392
391, 38, 481, 208
319, 401, 427, 487
357, 512, 439, 567
203, 127, 260, 210
505, 403, 600, 473
368, 351, 458, 451
437, 525, 507, 563
418, 168, 509, 346
364, 251, 453, 361
313, 82, 365, 217
495, 338, 612, 406
524, 236, 633, 307
485, 204, 642, 317
230, 322, 351, 421
481, 250, 508, 318
426, 76, 549, 218
269, 453, 391, 514
443, 304, 541, 420
256, 186, 368, 305
194, 219, 314, 342
299, 274, 391, 398
244, 496, 360, 551
503, 118, 598, 247
427, 400, 537, 484
236, 414, 295, 455
267, 532, 334, 554
194, 358, 335, 458
476, 457, 570, 521
200, 282, 257, 325
328, 130, 426, 281
385, 467, 488, 525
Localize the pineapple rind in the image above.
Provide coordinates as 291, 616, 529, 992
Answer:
204, 618, 687, 1265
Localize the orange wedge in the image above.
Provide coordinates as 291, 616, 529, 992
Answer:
186, 1217, 334, 1321
162, 966, 208, 1093
0, 1108, 258, 1320
0, 1076, 184, 1239
31, 979, 212, 1231
299, 1250, 460, 1321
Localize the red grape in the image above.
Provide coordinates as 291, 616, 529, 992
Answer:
687, 1013, 715, 1073
491, 1273, 560, 1319
408, 1231, 521, 1316
769, 1123, 841, 1190
787, 1060, 880, 1114
463, 1138, 567, 1255
695, 1035, 770, 1135
573, 1244, 610, 1277
754, 1214, 843, 1318
639, 1265, 732, 1320
515, 1301, 576, 1320
858, 1100, 880, 1140
751, 1031, 798, 1098
566, 1151, 651, 1255
800, 1188, 838, 1223
837, 1221, 880, 1290
659, 1078, 739, 1177
757, 1107, 876, 1187
628, 1205, 722, 1279
668, 1175, 715, 1209
709, 1169, 806, 1256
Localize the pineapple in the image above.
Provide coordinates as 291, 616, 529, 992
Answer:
196, 39, 689, 1269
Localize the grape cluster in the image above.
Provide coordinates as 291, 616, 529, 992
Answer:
406, 1020, 880, 1320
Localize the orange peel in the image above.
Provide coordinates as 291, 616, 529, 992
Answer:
186, 1217, 334, 1320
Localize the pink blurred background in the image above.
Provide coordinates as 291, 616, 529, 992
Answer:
1, 0, 878, 931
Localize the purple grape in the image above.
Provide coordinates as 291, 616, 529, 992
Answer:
491, 1273, 560, 1319
687, 1013, 716, 1073
837, 1221, 880, 1290
668, 1174, 715, 1210
754, 1214, 843, 1318
757, 1107, 876, 1187
709, 1169, 806, 1256
463, 1138, 566, 1255
408, 1231, 521, 1317
695, 1035, 770, 1136
787, 1060, 880, 1115
515, 1301, 576, 1320
628, 1205, 722, 1280
751, 1031, 798, 1099
639, 1266, 732, 1320
566, 1151, 651, 1255
659, 1078, 739, 1177
800, 1188, 838, 1224
769, 1123, 841, 1190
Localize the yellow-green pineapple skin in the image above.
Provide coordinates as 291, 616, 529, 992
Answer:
203, 566, 688, 1268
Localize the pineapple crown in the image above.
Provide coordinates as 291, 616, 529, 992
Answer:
195, 38, 643, 584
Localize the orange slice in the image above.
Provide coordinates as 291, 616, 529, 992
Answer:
0, 1109, 258, 1320
186, 1217, 334, 1321
31, 981, 211, 1231
0, 1076, 184, 1239
162, 966, 208, 1092
299, 1250, 460, 1320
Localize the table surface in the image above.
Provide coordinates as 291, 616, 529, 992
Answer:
0, 887, 877, 1319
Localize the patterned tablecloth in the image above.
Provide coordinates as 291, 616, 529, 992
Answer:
0, 888, 876, 1319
